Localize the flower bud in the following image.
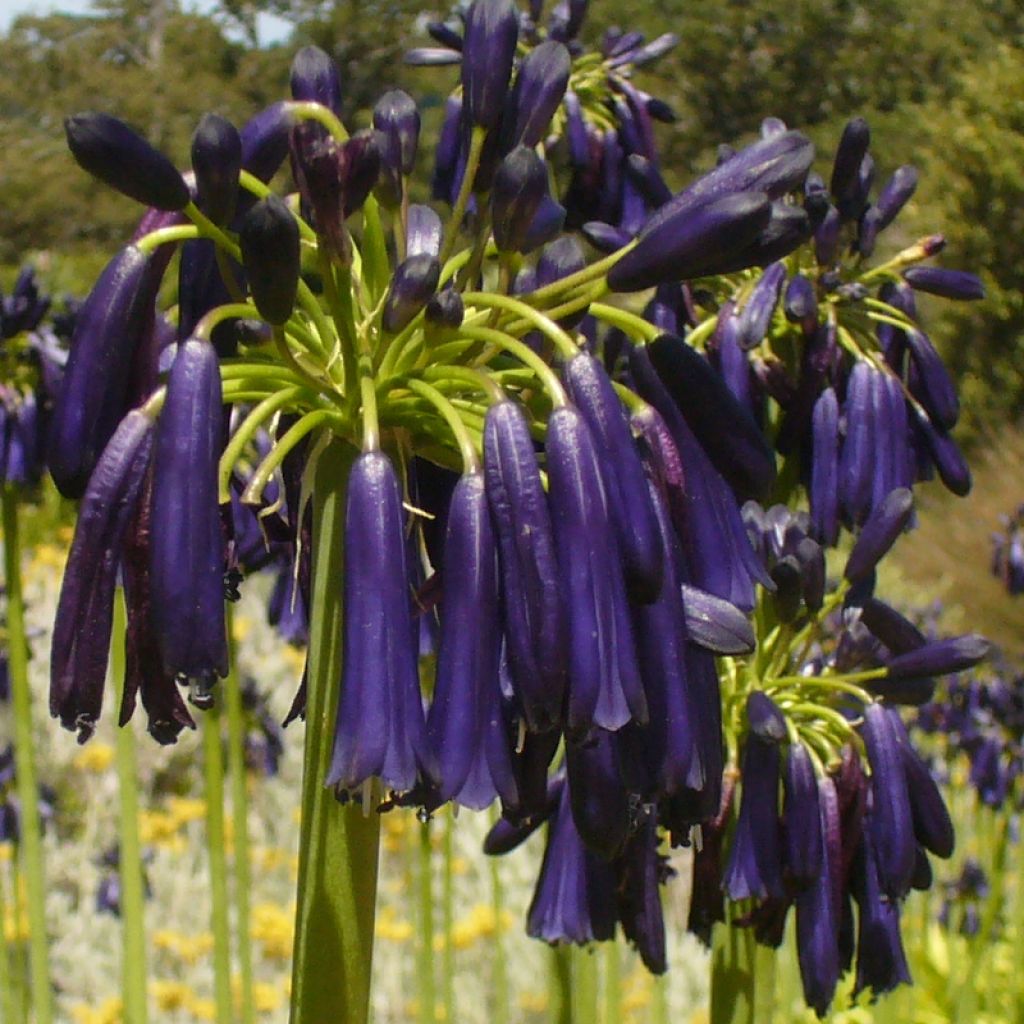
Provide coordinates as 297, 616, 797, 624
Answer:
737, 261, 786, 350
679, 585, 755, 655
506, 40, 571, 149
829, 117, 870, 212
239, 196, 300, 326
491, 146, 550, 253
406, 204, 443, 258
240, 102, 294, 185
783, 274, 818, 335
885, 634, 989, 680
373, 89, 420, 176
191, 113, 242, 226
290, 45, 342, 112
461, 0, 519, 130
907, 329, 959, 429
843, 487, 914, 583
425, 288, 464, 329
902, 267, 984, 301
875, 165, 918, 230
784, 744, 822, 887
608, 191, 772, 292
65, 112, 189, 211
382, 254, 440, 333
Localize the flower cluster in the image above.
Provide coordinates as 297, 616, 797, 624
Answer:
48, 0, 988, 1015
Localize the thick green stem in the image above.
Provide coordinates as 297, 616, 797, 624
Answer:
2, 486, 52, 1024
710, 914, 757, 1024
112, 593, 148, 1024
573, 947, 598, 1024
224, 608, 255, 1024
202, 703, 233, 1024
551, 946, 572, 1024
290, 441, 380, 1024
417, 822, 435, 1024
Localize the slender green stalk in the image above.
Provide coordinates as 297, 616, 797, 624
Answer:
111, 593, 148, 1024
417, 822, 435, 1024
489, 824, 509, 1024
224, 608, 255, 1024
551, 947, 572, 1024
602, 943, 620, 1024
709, 914, 757, 1024
2, 485, 52, 1024
202, 702, 233, 1024
441, 811, 455, 1024
574, 947, 598, 1024
290, 441, 381, 1024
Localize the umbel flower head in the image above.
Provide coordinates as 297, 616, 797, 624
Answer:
53, 3, 987, 1014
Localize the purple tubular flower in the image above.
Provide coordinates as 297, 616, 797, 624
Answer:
48, 245, 163, 498
461, 0, 519, 130
426, 473, 516, 810
906, 330, 958, 431
426, 20, 462, 50
483, 401, 566, 732
679, 585, 755, 656
785, 744, 822, 887
239, 103, 294, 185
737, 261, 786, 350
860, 598, 925, 654
694, 129, 815, 202
65, 112, 189, 211
647, 333, 777, 502
50, 411, 154, 741
239, 196, 300, 326
191, 114, 242, 226
491, 146, 550, 253
712, 306, 756, 410
625, 154, 672, 209
565, 730, 631, 858
860, 703, 915, 898
875, 165, 918, 230
885, 709, 953, 858
723, 730, 784, 900
483, 777, 561, 855
563, 353, 663, 601
406, 204, 443, 259
150, 339, 228, 700
631, 483, 701, 796
608, 190, 772, 292
903, 266, 984, 301
327, 452, 433, 797
632, 403, 686, 524
536, 237, 586, 327
838, 362, 876, 525
814, 205, 841, 267
629, 345, 768, 610
506, 40, 571, 149
843, 487, 914, 583
886, 634, 989, 680
546, 406, 646, 734
796, 776, 840, 1016
289, 46, 342, 112
526, 782, 617, 944
729, 202, 810, 269
382, 254, 440, 333
432, 96, 463, 203
852, 831, 912, 997
617, 813, 669, 974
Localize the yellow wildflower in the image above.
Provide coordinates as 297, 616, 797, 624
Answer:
252, 902, 294, 960
73, 743, 115, 773
187, 996, 217, 1021
167, 797, 207, 826
150, 979, 194, 1011
69, 996, 123, 1024
376, 906, 414, 943
252, 981, 286, 1014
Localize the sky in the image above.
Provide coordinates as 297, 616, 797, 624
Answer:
0, 0, 293, 45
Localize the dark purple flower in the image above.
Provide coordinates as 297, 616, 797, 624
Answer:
784, 744, 822, 887
50, 411, 154, 741
829, 117, 870, 220
886, 634, 990, 680
327, 451, 433, 798
679, 585, 755, 656
426, 472, 516, 810
737, 262, 786, 350
290, 45, 343, 112
545, 405, 646, 734
48, 245, 165, 498
563, 353, 663, 601
843, 487, 914, 583
483, 401, 566, 733
65, 112, 189, 211
526, 781, 618, 944
617, 812, 668, 974
505, 40, 571, 149
906, 329, 959, 430
491, 146, 551, 253
239, 103, 294, 186
150, 339, 228, 702
565, 729, 632, 859
874, 165, 918, 230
